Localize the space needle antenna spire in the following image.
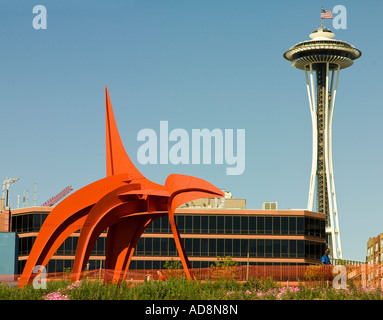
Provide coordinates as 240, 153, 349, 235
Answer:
283, 13, 361, 260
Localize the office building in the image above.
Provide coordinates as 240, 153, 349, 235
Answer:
0, 194, 327, 274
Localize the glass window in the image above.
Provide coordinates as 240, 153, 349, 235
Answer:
217, 239, 224, 256
20, 215, 25, 232
241, 216, 249, 234
144, 261, 152, 270
33, 214, 41, 232
265, 217, 272, 235
20, 238, 27, 255
17, 216, 22, 232
289, 217, 296, 235
281, 217, 288, 235
306, 241, 313, 259
193, 216, 201, 233
153, 261, 160, 270
216, 216, 224, 233
153, 238, 160, 255
185, 238, 192, 255
281, 240, 288, 257
209, 239, 216, 257
225, 216, 232, 234
56, 260, 63, 273
201, 216, 208, 233
185, 216, 192, 233
161, 216, 169, 233
152, 218, 161, 233
65, 238, 73, 255
257, 217, 264, 234
41, 214, 48, 226
265, 240, 272, 257
136, 238, 144, 254
233, 239, 240, 257
193, 238, 200, 255
305, 218, 314, 236
145, 237, 153, 255
176, 215, 185, 233
289, 240, 296, 258
249, 217, 256, 234
297, 240, 304, 258
256, 239, 264, 257
21, 215, 26, 232
201, 239, 208, 256
273, 240, 280, 258
248, 239, 256, 257
72, 237, 78, 254
29, 237, 35, 255
161, 238, 168, 255
233, 216, 240, 234
169, 237, 176, 255
320, 220, 325, 238
209, 216, 217, 234
297, 217, 304, 235
273, 217, 280, 235
241, 239, 248, 257
225, 239, 232, 256
29, 214, 34, 232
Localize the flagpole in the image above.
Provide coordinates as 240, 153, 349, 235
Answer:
321, 6, 324, 28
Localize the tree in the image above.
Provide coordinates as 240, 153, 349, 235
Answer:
210, 256, 239, 268
163, 258, 183, 270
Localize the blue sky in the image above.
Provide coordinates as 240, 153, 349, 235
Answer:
1, 1, 382, 261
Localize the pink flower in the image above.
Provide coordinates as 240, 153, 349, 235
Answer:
41, 281, 81, 300
42, 291, 69, 300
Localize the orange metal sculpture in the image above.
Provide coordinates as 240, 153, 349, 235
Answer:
18, 87, 224, 287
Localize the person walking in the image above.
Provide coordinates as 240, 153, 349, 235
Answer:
157, 270, 166, 281
321, 248, 332, 284
321, 248, 331, 265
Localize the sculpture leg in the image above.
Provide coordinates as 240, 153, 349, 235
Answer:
168, 215, 195, 280
71, 186, 145, 282
71, 221, 110, 282
18, 207, 91, 287
119, 216, 158, 283
104, 215, 154, 283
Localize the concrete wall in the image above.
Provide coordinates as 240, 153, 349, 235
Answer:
0, 232, 19, 275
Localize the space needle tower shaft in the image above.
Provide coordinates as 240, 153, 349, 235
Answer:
283, 26, 361, 259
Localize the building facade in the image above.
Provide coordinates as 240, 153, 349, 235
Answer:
366, 233, 383, 286
3, 201, 327, 274
367, 234, 383, 265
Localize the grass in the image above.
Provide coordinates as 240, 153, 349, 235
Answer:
0, 277, 382, 300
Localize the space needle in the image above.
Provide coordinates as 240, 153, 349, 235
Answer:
283, 12, 361, 259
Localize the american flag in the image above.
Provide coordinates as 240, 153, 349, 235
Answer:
321, 9, 333, 19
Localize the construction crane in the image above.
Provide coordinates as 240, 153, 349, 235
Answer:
42, 186, 73, 207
